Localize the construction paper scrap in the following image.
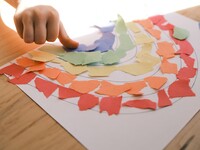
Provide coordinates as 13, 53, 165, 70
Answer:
173, 26, 189, 40
160, 59, 178, 74
125, 81, 147, 95
96, 81, 130, 96
126, 22, 141, 33
135, 19, 153, 29
34, 77, 58, 98
176, 40, 194, 55
61, 62, 87, 75
9, 72, 36, 84
134, 33, 154, 44
78, 94, 99, 111
87, 66, 116, 77
93, 23, 115, 33
27, 63, 46, 72
38, 44, 66, 55
29, 50, 57, 62
146, 28, 161, 40
58, 86, 82, 99
115, 15, 127, 34
144, 76, 167, 90
176, 67, 197, 80
136, 52, 160, 66
51, 58, 65, 64
56, 72, 76, 85
73, 43, 98, 52
168, 79, 195, 98
59, 51, 102, 65
118, 63, 153, 76
122, 99, 157, 110
0, 63, 25, 78
156, 41, 175, 58
102, 50, 120, 65
99, 96, 122, 115
148, 15, 166, 25
180, 54, 195, 68
94, 32, 115, 52
159, 23, 174, 30
16, 57, 40, 68
69, 80, 100, 93
39, 68, 61, 79
158, 89, 172, 107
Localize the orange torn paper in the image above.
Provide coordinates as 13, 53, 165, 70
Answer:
0, 63, 25, 78
58, 86, 82, 99
34, 77, 58, 98
16, 57, 40, 67
122, 99, 157, 110
146, 29, 161, 40
78, 94, 99, 111
158, 89, 172, 107
168, 79, 195, 98
39, 68, 61, 79
9, 72, 36, 84
144, 76, 167, 90
135, 19, 153, 29
69, 80, 100, 93
125, 81, 147, 95
100, 96, 122, 115
160, 58, 178, 74
156, 41, 175, 58
56, 72, 76, 85
27, 62, 46, 72
96, 81, 130, 96
29, 50, 57, 62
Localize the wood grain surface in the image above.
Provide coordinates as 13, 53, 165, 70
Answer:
0, 4, 200, 150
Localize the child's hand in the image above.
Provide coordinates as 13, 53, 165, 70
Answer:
14, 5, 78, 49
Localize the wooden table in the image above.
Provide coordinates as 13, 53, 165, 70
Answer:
0, 5, 200, 150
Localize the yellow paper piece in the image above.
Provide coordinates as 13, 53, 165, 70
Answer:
61, 62, 87, 75
118, 63, 153, 75
51, 58, 65, 64
29, 50, 57, 62
87, 66, 117, 77
126, 22, 141, 33
38, 44, 66, 55
134, 33, 154, 44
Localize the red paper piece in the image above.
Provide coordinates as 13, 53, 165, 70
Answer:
78, 94, 99, 111
58, 86, 82, 99
39, 68, 61, 79
122, 99, 157, 110
175, 40, 194, 55
177, 67, 197, 80
159, 23, 174, 30
158, 89, 172, 107
69, 80, 100, 93
0, 63, 25, 78
180, 54, 195, 68
168, 79, 195, 98
100, 96, 122, 115
9, 72, 36, 84
144, 76, 167, 90
34, 77, 58, 98
148, 15, 166, 25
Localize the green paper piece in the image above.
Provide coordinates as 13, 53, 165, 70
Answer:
102, 50, 120, 65
173, 26, 189, 40
59, 51, 102, 65
115, 15, 127, 34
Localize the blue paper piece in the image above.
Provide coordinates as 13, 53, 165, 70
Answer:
93, 23, 115, 33
74, 43, 98, 52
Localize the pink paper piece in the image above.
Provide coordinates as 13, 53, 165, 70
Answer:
34, 77, 58, 98
180, 54, 195, 68
0, 63, 25, 78
100, 96, 122, 116
176, 40, 194, 55
9, 72, 36, 84
78, 94, 99, 111
158, 89, 172, 107
176, 67, 197, 80
168, 79, 195, 98
58, 86, 82, 99
122, 99, 157, 110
